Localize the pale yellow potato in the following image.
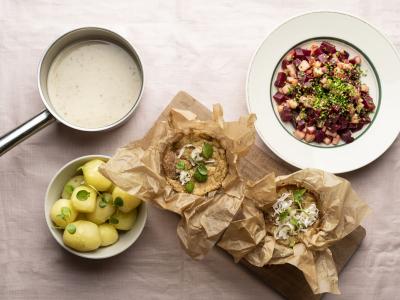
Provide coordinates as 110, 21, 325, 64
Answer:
81, 159, 112, 192
61, 175, 84, 199
71, 185, 97, 213
86, 193, 115, 224
112, 187, 142, 213
98, 224, 119, 247
50, 199, 78, 228
110, 209, 138, 231
63, 220, 101, 252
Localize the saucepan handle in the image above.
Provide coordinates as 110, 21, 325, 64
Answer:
0, 109, 56, 156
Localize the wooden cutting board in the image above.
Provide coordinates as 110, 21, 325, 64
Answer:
152, 91, 366, 300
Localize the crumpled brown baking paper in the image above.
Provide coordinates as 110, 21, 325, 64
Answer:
218, 169, 371, 294
100, 104, 256, 259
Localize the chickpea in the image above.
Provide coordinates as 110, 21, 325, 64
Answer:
323, 137, 332, 145
305, 133, 315, 142
294, 130, 306, 140
287, 99, 298, 109
332, 135, 341, 145
282, 84, 292, 95
287, 64, 297, 78
361, 84, 369, 92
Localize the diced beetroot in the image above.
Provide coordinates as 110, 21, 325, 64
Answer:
320, 41, 336, 54
280, 106, 292, 122
341, 130, 354, 143
274, 72, 287, 87
338, 116, 349, 129
281, 59, 290, 69
338, 50, 349, 61
361, 94, 376, 111
317, 54, 329, 63
330, 124, 341, 132
294, 48, 305, 59
296, 119, 306, 130
302, 49, 311, 56
314, 130, 325, 143
349, 56, 361, 65
361, 116, 371, 124
346, 122, 361, 132
312, 47, 323, 56
273, 92, 288, 104
293, 58, 302, 67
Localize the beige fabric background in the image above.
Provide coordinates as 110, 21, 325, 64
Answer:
0, 1, 399, 299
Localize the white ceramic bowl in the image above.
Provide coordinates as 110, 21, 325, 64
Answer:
45, 154, 147, 259
247, 11, 400, 173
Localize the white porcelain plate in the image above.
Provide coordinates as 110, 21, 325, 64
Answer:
247, 11, 400, 173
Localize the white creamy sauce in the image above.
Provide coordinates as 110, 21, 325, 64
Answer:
47, 40, 142, 129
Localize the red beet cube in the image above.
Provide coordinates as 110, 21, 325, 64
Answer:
338, 50, 350, 61
294, 48, 305, 59
312, 47, 324, 56
280, 106, 293, 122
320, 41, 336, 54
314, 130, 325, 143
273, 92, 288, 104
341, 130, 354, 143
302, 49, 311, 56
274, 72, 287, 87
282, 59, 290, 69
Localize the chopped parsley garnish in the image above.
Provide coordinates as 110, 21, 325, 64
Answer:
76, 190, 90, 201
66, 224, 76, 234
57, 207, 71, 221
114, 197, 124, 207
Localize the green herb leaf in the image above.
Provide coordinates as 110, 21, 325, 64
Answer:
76, 190, 90, 201
64, 185, 74, 195
290, 217, 299, 228
185, 181, 195, 193
176, 160, 186, 170
279, 210, 289, 221
202, 143, 213, 159
197, 164, 208, 176
99, 201, 107, 208
58, 206, 71, 221
114, 197, 124, 207
293, 188, 306, 208
66, 224, 76, 234
109, 216, 119, 224
193, 168, 208, 182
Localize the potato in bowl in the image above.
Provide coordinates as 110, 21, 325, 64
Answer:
45, 155, 147, 259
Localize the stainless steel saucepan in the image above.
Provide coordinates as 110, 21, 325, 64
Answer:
0, 27, 144, 156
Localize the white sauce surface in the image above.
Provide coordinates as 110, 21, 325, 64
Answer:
47, 40, 142, 129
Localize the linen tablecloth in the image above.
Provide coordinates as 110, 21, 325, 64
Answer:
1, 1, 399, 299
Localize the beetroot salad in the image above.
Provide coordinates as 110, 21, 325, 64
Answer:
273, 41, 375, 145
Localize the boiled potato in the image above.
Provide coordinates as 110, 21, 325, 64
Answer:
110, 209, 138, 231
81, 159, 112, 191
112, 187, 142, 213
71, 185, 97, 213
50, 199, 78, 228
98, 224, 119, 246
61, 175, 84, 199
86, 193, 115, 224
63, 220, 101, 252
